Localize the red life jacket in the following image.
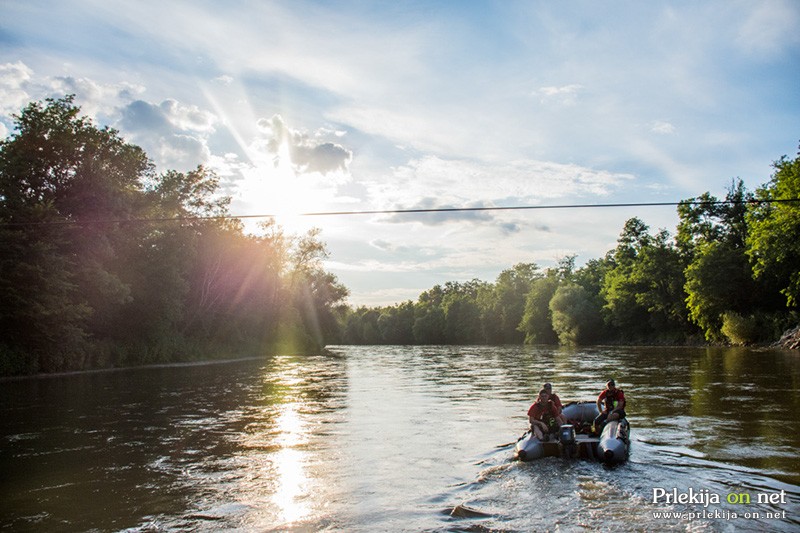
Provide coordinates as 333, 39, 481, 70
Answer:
529, 400, 557, 422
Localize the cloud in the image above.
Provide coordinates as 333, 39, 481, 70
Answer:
258, 114, 352, 176
48, 76, 144, 118
160, 99, 217, 133
121, 99, 216, 134
534, 84, 584, 105
499, 222, 523, 235
650, 121, 676, 135
120, 100, 172, 133
0, 62, 148, 125
369, 239, 395, 252
118, 98, 218, 171
0, 62, 148, 140
367, 155, 634, 218
155, 134, 212, 172
0, 61, 34, 116
212, 74, 234, 85
736, 0, 800, 57
382, 197, 496, 226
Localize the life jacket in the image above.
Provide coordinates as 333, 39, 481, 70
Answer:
603, 389, 624, 411
531, 400, 557, 423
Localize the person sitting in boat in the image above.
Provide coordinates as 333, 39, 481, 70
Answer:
527, 389, 559, 440
594, 379, 626, 434
542, 382, 567, 427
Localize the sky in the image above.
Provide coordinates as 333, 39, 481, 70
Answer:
1, 0, 799, 306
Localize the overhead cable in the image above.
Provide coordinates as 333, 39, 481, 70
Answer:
0, 198, 798, 227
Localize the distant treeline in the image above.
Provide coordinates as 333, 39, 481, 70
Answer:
340, 154, 800, 347
1, 97, 798, 376
0, 96, 348, 376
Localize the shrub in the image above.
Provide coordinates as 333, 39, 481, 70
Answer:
721, 312, 758, 345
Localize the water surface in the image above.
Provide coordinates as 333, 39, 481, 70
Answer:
2, 346, 798, 531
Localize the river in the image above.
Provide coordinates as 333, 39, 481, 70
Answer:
1, 345, 799, 532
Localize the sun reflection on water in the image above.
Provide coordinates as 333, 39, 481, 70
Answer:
266, 365, 312, 526
272, 445, 308, 524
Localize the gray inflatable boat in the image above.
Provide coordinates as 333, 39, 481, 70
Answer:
515, 401, 630, 463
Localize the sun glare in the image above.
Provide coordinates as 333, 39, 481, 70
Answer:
271, 405, 310, 524
235, 140, 309, 232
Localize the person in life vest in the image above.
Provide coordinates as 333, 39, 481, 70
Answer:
528, 389, 559, 440
594, 379, 626, 434
542, 382, 567, 427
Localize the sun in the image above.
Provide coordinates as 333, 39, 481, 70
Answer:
236, 140, 311, 233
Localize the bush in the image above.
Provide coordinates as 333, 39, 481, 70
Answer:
721, 312, 758, 345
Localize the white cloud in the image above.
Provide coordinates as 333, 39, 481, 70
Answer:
159, 99, 217, 133
0, 61, 34, 116
736, 0, 800, 57
153, 133, 211, 172
365, 155, 633, 217
534, 84, 584, 105
0, 61, 148, 122
258, 114, 352, 176
115, 98, 220, 171
48, 76, 144, 118
650, 121, 676, 135
212, 75, 234, 85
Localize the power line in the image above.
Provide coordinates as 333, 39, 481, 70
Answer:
299, 198, 799, 217
1, 198, 798, 227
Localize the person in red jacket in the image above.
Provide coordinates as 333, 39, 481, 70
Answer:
543, 382, 567, 427
527, 389, 559, 440
594, 379, 626, 434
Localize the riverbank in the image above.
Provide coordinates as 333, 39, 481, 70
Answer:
0, 354, 272, 383
776, 325, 800, 349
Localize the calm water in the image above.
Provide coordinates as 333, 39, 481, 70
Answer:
1, 346, 799, 532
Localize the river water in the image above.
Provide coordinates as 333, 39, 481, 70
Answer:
1, 345, 799, 532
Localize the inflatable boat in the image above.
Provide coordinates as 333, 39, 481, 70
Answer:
515, 401, 630, 463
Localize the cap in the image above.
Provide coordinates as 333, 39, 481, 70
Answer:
607, 379, 616, 387
543, 382, 552, 389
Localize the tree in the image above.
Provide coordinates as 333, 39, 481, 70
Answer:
444, 294, 483, 344
627, 230, 690, 337
678, 180, 778, 340
412, 306, 446, 344
519, 273, 559, 344
684, 241, 757, 341
549, 284, 602, 345
437, 280, 484, 344
747, 149, 800, 307
483, 263, 541, 343
377, 302, 415, 344
0, 96, 152, 371
601, 218, 656, 339
282, 228, 349, 351
676, 180, 751, 259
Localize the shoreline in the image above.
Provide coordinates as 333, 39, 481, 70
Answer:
0, 354, 271, 383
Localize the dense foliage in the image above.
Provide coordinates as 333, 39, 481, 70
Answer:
341, 157, 800, 347
0, 97, 348, 375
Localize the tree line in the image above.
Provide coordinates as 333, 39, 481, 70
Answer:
341, 154, 800, 347
1, 96, 797, 376
0, 96, 348, 376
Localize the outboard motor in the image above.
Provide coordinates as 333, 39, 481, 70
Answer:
560, 424, 577, 459
559, 424, 576, 444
